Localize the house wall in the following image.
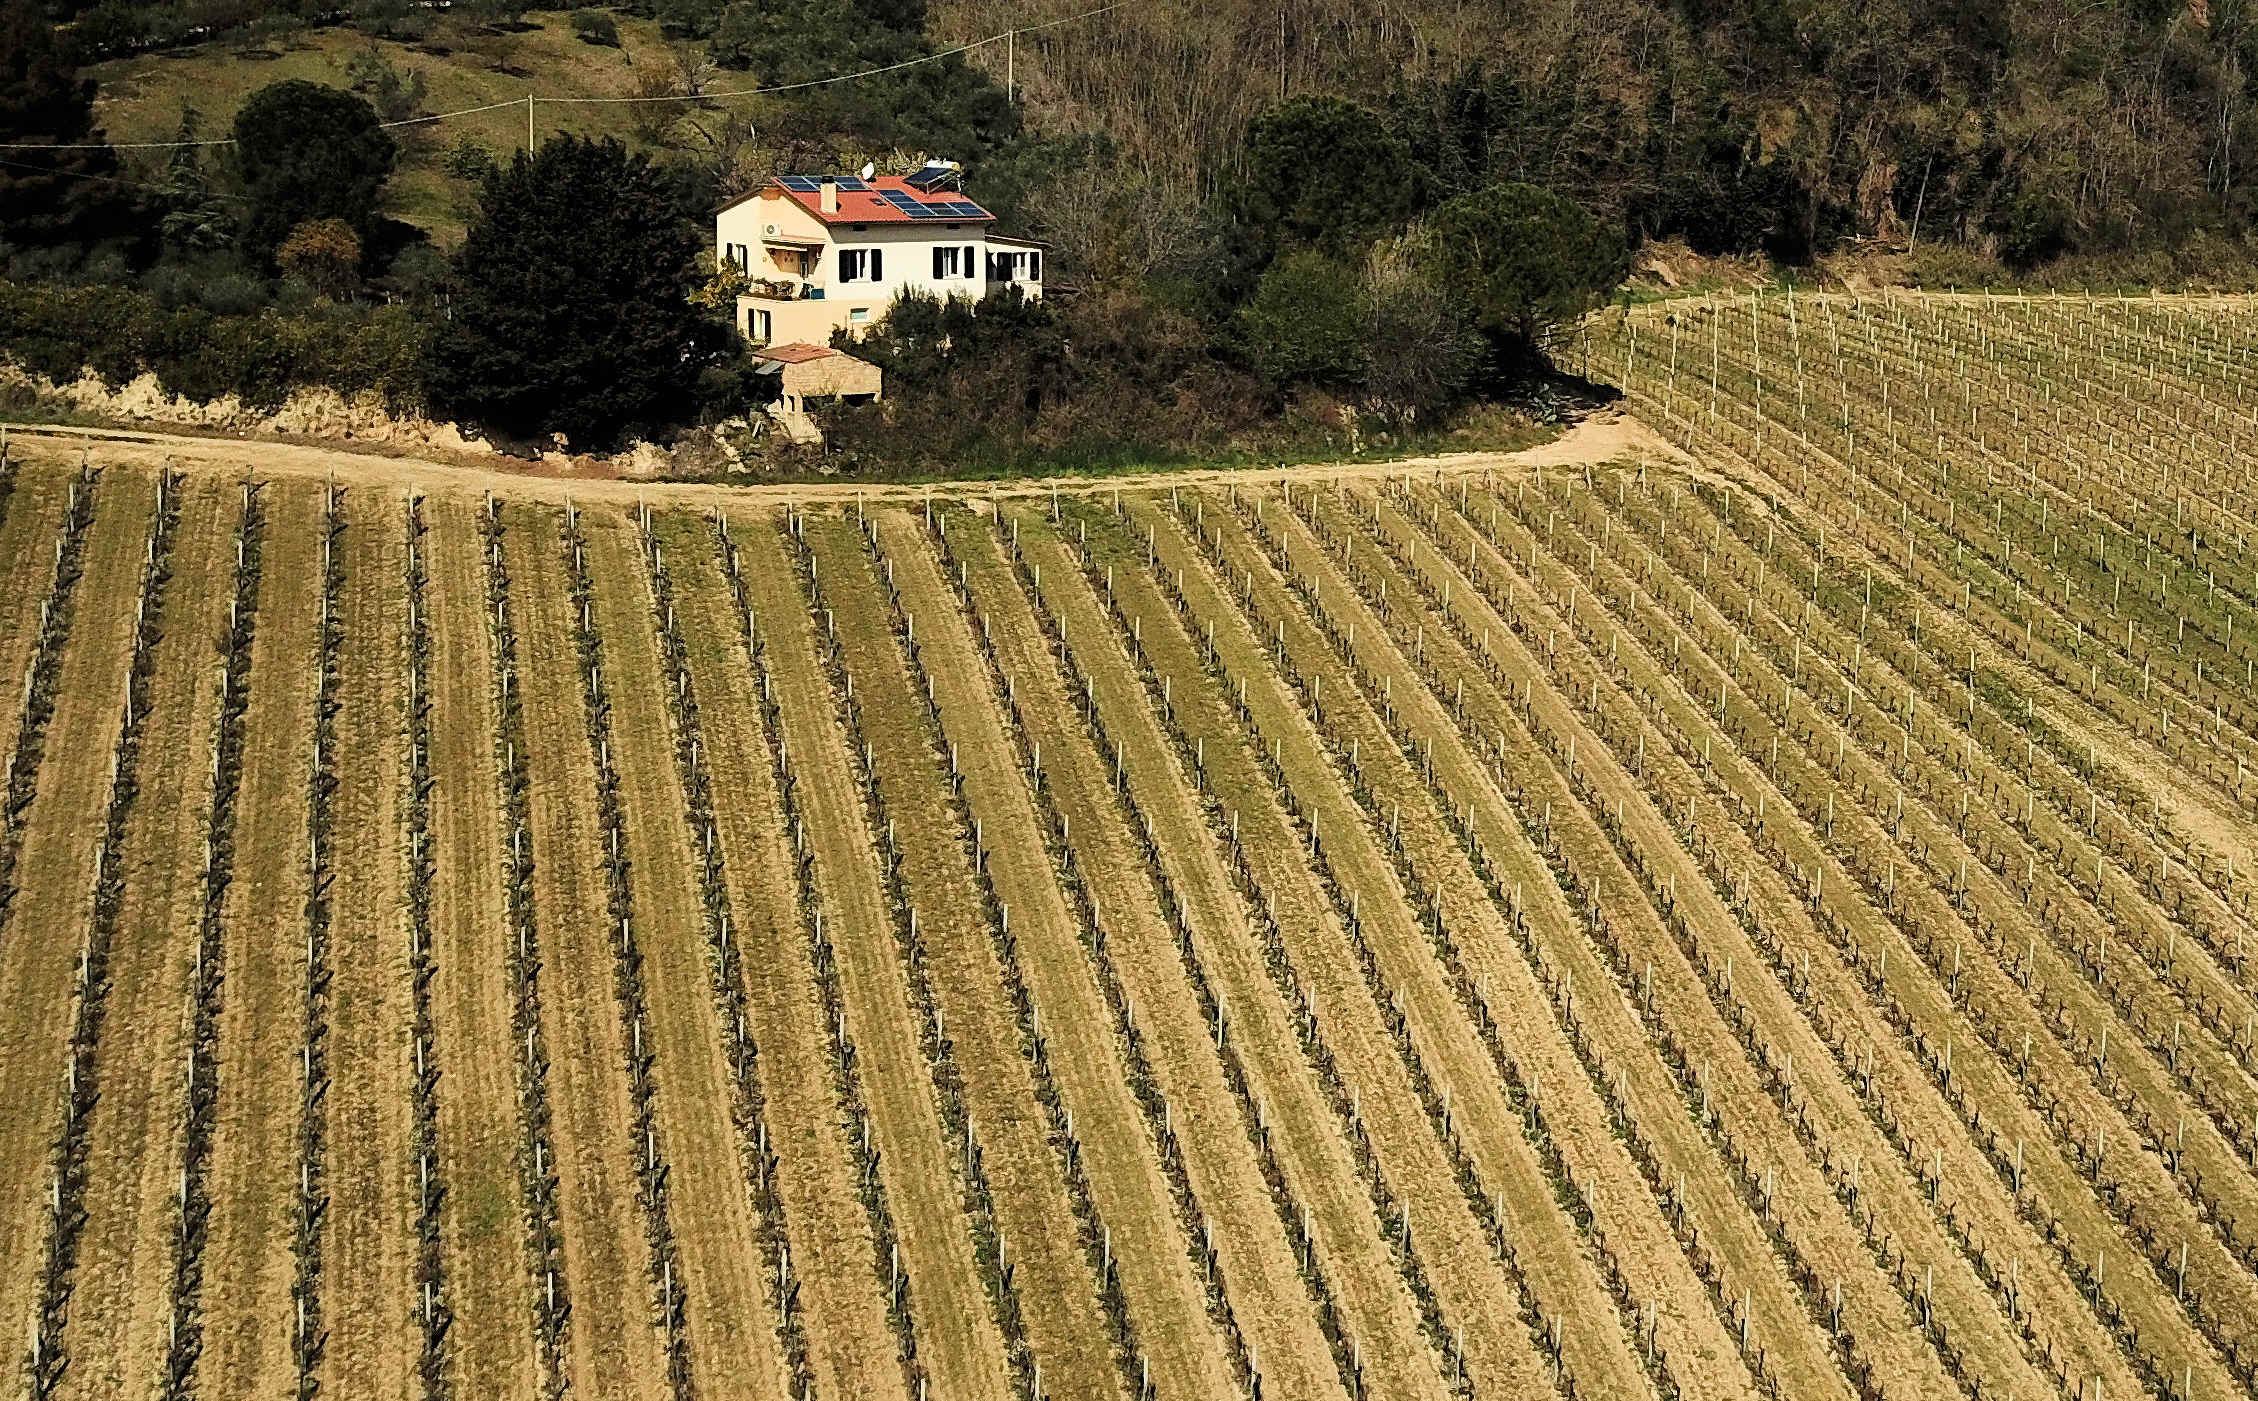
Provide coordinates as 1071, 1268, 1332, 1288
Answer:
717, 187, 830, 279
736, 294, 867, 347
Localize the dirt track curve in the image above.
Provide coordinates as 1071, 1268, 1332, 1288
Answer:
0, 412, 1685, 504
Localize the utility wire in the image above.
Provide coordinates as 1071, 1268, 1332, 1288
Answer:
0, 0, 1127, 148
0, 152, 246, 198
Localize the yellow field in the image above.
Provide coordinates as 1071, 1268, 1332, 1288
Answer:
2, 290, 2255, 1401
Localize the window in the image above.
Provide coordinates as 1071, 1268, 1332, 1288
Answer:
986, 249, 1039, 281
723, 243, 750, 272
749, 308, 771, 343
932, 245, 960, 278
849, 308, 871, 323
839, 248, 883, 282
963, 245, 976, 279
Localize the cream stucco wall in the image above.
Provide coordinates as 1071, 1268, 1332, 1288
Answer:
735, 294, 864, 347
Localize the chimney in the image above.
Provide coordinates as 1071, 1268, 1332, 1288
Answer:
820, 176, 839, 214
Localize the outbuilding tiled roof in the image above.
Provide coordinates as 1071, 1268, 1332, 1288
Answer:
754, 341, 845, 365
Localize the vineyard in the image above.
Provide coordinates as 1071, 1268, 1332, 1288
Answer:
1, 288, 2255, 1401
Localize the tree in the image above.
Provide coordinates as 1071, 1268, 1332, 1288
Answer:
425, 136, 732, 449
156, 104, 234, 256
277, 218, 362, 299
1424, 182, 1624, 365
1236, 249, 1366, 388
233, 79, 396, 266
571, 9, 620, 44
1216, 97, 1417, 279
0, 0, 137, 255
344, 43, 429, 126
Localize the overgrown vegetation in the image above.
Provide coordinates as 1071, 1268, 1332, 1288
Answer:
0, 277, 427, 408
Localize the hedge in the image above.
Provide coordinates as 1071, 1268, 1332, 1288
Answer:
0, 279, 429, 414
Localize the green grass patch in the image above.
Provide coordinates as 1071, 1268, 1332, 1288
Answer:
92, 11, 682, 245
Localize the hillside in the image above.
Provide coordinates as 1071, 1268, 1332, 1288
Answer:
56, 0, 2258, 273
936, 0, 2258, 274
88, 11, 689, 242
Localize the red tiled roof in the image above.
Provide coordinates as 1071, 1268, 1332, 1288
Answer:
774, 175, 995, 225
756, 342, 843, 364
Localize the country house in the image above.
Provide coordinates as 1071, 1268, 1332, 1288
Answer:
715, 161, 1045, 349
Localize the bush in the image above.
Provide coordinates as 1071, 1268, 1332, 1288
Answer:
571, 8, 619, 43
276, 219, 362, 299
443, 134, 498, 182
343, 43, 429, 124
69, 0, 151, 57
140, 253, 268, 314
1358, 235, 1480, 422
1237, 249, 1366, 388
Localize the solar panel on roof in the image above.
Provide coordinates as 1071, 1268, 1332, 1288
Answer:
835, 176, 869, 191
940, 202, 985, 217
880, 190, 922, 208
905, 166, 955, 191
779, 176, 819, 191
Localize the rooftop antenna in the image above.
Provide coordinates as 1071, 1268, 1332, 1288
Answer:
860, 162, 876, 181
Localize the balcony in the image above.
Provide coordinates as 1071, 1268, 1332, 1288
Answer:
749, 278, 826, 301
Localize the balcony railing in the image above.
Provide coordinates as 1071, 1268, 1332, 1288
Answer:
749, 278, 826, 301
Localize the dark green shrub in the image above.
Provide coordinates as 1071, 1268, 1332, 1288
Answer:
0, 279, 429, 412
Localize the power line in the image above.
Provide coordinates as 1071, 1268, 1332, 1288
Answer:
0, 0, 1128, 149
0, 152, 245, 199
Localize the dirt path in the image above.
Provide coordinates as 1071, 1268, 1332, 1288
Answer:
321, 487, 420, 1401
0, 412, 1676, 506
200, 486, 324, 1401
425, 496, 541, 1401
0, 474, 75, 774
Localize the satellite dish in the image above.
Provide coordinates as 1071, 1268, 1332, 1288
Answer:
859, 162, 876, 181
